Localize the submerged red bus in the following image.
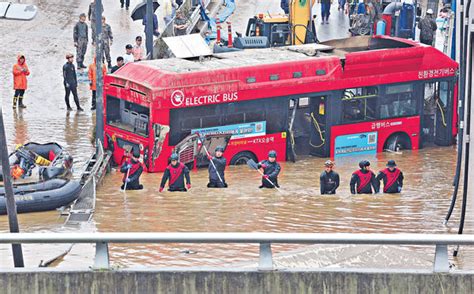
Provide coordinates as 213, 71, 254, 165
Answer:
103, 36, 458, 172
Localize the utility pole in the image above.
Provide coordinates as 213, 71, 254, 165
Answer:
0, 104, 24, 267
145, 0, 154, 59
95, 0, 104, 147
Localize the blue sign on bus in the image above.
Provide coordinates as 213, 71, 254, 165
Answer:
192, 121, 266, 139
334, 131, 378, 157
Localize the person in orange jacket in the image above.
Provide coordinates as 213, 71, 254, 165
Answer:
12, 54, 30, 109
87, 58, 106, 111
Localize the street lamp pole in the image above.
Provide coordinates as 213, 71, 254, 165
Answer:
95, 0, 104, 147
0, 104, 24, 267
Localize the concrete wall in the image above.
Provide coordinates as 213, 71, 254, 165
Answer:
0, 269, 473, 294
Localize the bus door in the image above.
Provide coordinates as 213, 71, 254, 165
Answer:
423, 81, 454, 146
287, 95, 328, 160
287, 97, 311, 160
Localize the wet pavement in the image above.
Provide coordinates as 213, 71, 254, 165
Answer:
0, 0, 473, 271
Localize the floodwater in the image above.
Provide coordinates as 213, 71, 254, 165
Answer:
2, 146, 472, 269
0, 0, 472, 269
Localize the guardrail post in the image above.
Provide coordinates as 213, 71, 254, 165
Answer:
94, 242, 110, 269
258, 242, 273, 271
434, 244, 449, 272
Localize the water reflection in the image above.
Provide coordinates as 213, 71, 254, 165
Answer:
13, 109, 29, 145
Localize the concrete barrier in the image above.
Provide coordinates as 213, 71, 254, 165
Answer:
0, 269, 473, 293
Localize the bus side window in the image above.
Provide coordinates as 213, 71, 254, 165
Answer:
379, 83, 417, 119
341, 87, 377, 123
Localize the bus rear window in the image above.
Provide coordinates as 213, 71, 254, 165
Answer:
106, 95, 150, 137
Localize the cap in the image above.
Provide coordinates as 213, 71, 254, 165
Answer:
215, 145, 224, 152
126, 44, 133, 49
66, 53, 74, 59
427, 8, 433, 14
170, 153, 179, 161
324, 160, 334, 167
268, 150, 277, 158
79, 13, 86, 18
387, 160, 396, 167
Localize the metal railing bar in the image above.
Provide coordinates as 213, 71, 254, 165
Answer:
0, 233, 474, 245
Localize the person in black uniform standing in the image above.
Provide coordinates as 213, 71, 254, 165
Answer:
120, 147, 143, 190
257, 150, 281, 188
376, 160, 404, 193
320, 160, 340, 194
159, 153, 191, 192
63, 53, 83, 111
350, 160, 379, 194
207, 145, 228, 188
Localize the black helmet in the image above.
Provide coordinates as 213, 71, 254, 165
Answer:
215, 145, 224, 152
387, 160, 396, 167
268, 150, 277, 158
365, 160, 371, 167
170, 153, 179, 161
132, 147, 140, 158
359, 160, 366, 169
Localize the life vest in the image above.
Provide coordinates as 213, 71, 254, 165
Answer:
381, 168, 401, 192
167, 163, 185, 185
122, 159, 141, 181
353, 169, 372, 193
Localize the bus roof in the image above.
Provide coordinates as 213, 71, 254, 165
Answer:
131, 43, 332, 74
108, 36, 458, 92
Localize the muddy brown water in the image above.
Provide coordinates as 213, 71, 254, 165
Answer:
2, 146, 470, 268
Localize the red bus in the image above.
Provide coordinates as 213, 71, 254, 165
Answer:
103, 36, 458, 172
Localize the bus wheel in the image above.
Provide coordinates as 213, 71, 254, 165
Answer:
230, 151, 257, 165
384, 133, 412, 152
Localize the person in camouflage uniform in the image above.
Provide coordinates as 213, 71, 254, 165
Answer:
73, 13, 88, 69
101, 16, 113, 68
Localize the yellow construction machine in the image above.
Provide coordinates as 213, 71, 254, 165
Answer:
245, 0, 317, 47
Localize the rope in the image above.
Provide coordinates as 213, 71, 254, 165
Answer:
437, 100, 448, 127
309, 112, 325, 148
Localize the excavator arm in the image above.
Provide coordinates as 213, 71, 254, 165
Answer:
289, 0, 317, 45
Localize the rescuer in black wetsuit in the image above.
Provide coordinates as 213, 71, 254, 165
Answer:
207, 145, 228, 188
257, 150, 281, 188
159, 153, 191, 192
320, 160, 340, 194
120, 148, 143, 190
350, 160, 379, 194
376, 160, 404, 193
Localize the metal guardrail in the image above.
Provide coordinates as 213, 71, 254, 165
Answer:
2, 233, 473, 272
